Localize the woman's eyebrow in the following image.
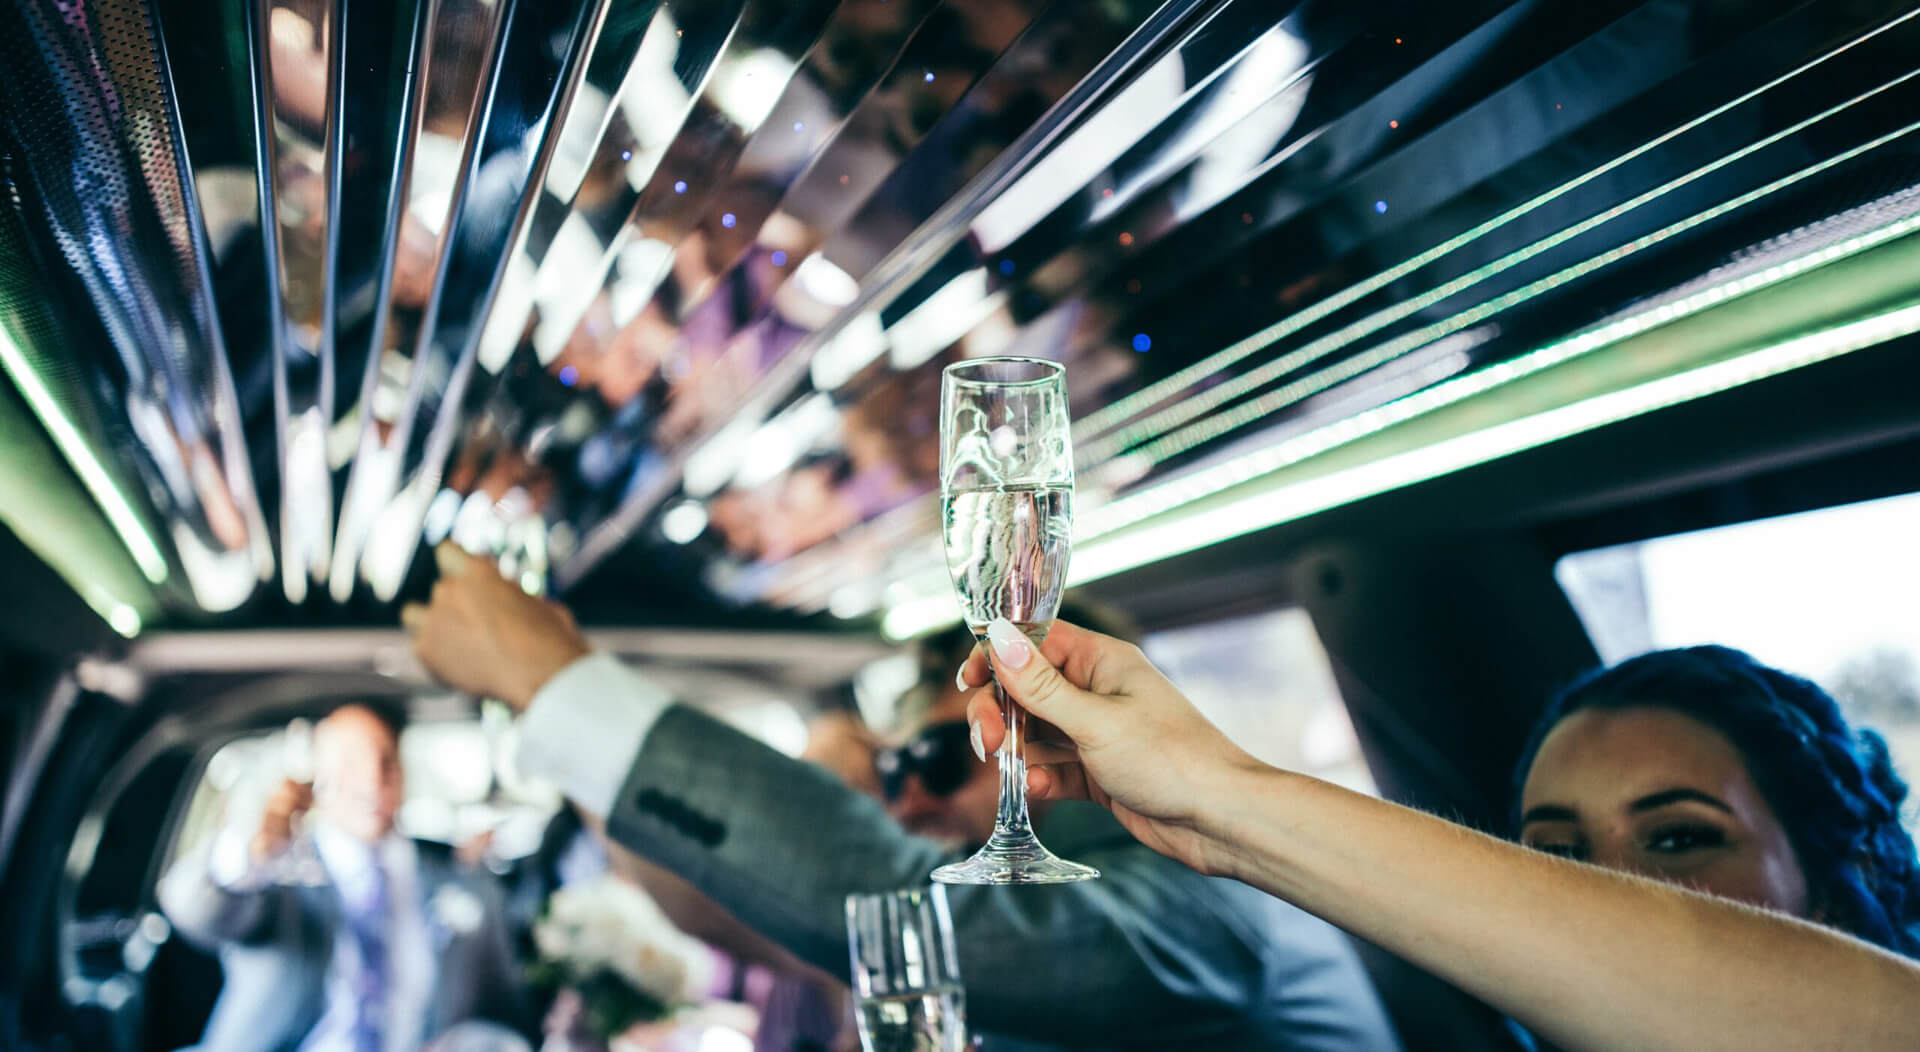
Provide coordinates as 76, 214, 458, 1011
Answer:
1520, 804, 1579, 825
1630, 788, 1734, 815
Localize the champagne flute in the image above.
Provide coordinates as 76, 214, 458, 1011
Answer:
278, 717, 326, 885
846, 886, 968, 1052
930, 357, 1098, 885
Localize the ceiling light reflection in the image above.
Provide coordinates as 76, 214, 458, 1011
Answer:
810, 311, 888, 390
886, 270, 996, 370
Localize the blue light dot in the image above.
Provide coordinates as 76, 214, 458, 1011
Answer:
924, 71, 935, 83
1374, 200, 1388, 214
998, 259, 1015, 275
621, 149, 632, 161
793, 121, 804, 133
771, 250, 788, 266
721, 213, 737, 228
557, 365, 579, 387
673, 180, 687, 194
1131, 333, 1151, 352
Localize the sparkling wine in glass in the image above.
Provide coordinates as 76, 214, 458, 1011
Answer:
847, 886, 969, 1052
930, 357, 1098, 885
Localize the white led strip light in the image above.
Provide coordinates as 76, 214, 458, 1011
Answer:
879, 273, 1920, 638
1067, 299, 1920, 588
1073, 10, 1920, 443
1077, 75, 1920, 466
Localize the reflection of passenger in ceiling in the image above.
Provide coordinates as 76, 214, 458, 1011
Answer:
483, 0, 1095, 563
699, 359, 943, 566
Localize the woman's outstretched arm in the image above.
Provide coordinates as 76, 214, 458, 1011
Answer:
963, 617, 1920, 1052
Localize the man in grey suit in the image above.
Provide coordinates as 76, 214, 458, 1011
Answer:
405, 545, 1400, 1050
158, 704, 533, 1052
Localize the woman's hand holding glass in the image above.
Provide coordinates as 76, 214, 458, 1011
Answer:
960, 616, 1266, 879
963, 619, 1920, 1052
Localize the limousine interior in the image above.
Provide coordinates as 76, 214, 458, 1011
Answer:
3, 0, 1919, 1048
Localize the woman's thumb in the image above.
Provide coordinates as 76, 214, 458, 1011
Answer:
985, 618, 1094, 731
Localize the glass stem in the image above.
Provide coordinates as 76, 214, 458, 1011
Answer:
991, 677, 1035, 839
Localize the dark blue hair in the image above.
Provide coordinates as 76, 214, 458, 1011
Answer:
1512, 646, 1920, 957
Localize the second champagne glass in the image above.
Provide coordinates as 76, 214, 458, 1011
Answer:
930, 357, 1097, 885
846, 886, 968, 1052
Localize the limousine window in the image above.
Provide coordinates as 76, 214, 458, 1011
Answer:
1557, 491, 1920, 824
1146, 607, 1377, 797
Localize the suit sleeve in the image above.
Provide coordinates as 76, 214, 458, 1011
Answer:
156, 840, 275, 948
599, 704, 1286, 1043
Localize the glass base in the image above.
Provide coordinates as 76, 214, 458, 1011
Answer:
931, 832, 1100, 885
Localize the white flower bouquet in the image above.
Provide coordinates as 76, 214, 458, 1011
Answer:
530, 876, 713, 1044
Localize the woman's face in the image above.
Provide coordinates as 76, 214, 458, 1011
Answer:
1519, 705, 1811, 917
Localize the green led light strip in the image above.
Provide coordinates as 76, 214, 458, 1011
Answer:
1067, 298, 1920, 590
1078, 190, 1920, 543
1110, 124, 1920, 476
1078, 69, 1920, 466
0, 330, 169, 585
1072, 11, 1920, 443
879, 220, 1920, 639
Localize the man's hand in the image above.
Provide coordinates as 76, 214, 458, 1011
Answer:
252, 778, 312, 865
401, 542, 591, 711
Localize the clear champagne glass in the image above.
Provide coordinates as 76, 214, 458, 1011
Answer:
279, 717, 327, 885
846, 886, 968, 1052
930, 357, 1098, 885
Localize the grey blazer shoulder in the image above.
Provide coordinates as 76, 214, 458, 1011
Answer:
605, 704, 1401, 1051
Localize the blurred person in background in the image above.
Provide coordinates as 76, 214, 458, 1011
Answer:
158, 703, 533, 1052
404, 543, 1400, 1051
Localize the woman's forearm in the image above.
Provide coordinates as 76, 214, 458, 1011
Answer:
1202, 766, 1920, 1052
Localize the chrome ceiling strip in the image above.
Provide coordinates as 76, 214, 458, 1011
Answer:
354, 0, 613, 599
724, 0, 1920, 609
556, 0, 1221, 588
1075, 15, 1920, 469
438, 0, 949, 580
247, 0, 345, 602
1073, 3, 1920, 443
498, 0, 753, 373
330, 0, 511, 602
537, 0, 847, 372
0, 0, 274, 612
469, 0, 665, 378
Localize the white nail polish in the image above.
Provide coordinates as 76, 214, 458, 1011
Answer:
969, 719, 986, 763
986, 618, 1032, 670
956, 662, 970, 693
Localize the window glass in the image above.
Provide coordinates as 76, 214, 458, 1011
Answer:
1556, 490, 1920, 824
1144, 607, 1377, 796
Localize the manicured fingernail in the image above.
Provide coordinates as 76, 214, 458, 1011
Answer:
969, 719, 986, 763
955, 659, 972, 693
986, 618, 1031, 670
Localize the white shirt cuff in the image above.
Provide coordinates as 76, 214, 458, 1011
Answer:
517, 651, 673, 816
207, 827, 268, 890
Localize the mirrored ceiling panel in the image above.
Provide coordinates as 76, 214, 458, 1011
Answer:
4, 0, 1920, 637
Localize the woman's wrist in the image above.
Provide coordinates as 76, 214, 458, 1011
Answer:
1185, 749, 1290, 881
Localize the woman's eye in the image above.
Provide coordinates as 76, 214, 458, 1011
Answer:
1646, 825, 1727, 854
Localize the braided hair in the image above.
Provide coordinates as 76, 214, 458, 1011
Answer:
1512, 646, 1920, 956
